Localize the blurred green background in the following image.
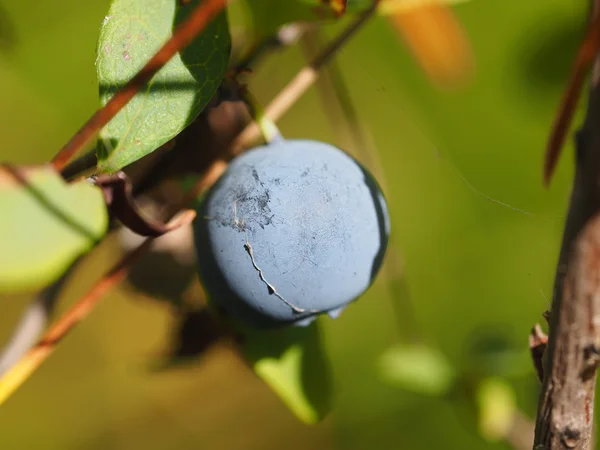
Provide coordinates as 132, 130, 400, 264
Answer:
0, 0, 589, 448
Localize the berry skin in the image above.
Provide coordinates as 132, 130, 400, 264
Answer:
193, 139, 390, 328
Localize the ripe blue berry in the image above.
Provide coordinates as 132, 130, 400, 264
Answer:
193, 139, 390, 328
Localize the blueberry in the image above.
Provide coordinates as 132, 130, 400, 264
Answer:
193, 139, 390, 328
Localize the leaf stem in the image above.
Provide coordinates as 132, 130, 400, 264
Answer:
50, 0, 231, 172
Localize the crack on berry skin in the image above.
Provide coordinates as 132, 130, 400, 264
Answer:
242, 235, 318, 315
234, 198, 318, 316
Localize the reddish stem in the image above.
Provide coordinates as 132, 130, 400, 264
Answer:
544, 13, 600, 187
50, 0, 230, 172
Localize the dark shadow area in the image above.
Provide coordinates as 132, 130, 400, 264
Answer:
175, 1, 231, 89
461, 324, 531, 379
1, 164, 102, 243
149, 307, 229, 371
515, 12, 583, 94
0, 4, 16, 53
124, 251, 196, 310
356, 159, 390, 284
95, 137, 118, 166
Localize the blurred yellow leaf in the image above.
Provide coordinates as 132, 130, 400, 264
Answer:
377, 0, 471, 15
378, 344, 455, 395
476, 377, 517, 442
384, 1, 474, 87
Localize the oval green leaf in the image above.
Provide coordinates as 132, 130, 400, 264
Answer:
0, 165, 108, 293
96, 0, 231, 173
241, 322, 333, 424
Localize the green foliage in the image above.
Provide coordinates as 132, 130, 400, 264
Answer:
378, 344, 455, 395
0, 166, 108, 293
95, 0, 231, 173
241, 322, 332, 424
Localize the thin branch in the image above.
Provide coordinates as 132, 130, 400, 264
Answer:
298, 24, 371, 159
232, 23, 306, 75
0, 161, 226, 406
229, 2, 378, 155
506, 411, 535, 450
60, 151, 97, 181
50, 0, 231, 172
533, 4, 600, 448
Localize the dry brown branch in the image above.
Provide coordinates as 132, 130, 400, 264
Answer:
533, 4, 600, 448
543, 13, 600, 186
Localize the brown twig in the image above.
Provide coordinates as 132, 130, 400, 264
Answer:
50, 0, 230, 172
0, 261, 77, 376
533, 3, 600, 448
506, 411, 536, 450
0, 161, 226, 406
232, 23, 306, 76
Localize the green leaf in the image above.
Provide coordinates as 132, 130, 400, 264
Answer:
378, 344, 455, 395
476, 377, 516, 442
0, 165, 108, 293
241, 322, 333, 424
96, 0, 231, 173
